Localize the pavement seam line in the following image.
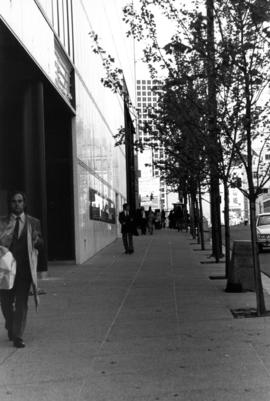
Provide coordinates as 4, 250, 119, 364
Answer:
0, 350, 17, 366
250, 342, 270, 378
77, 238, 153, 400
97, 238, 153, 351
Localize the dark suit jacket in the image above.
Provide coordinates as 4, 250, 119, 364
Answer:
119, 211, 135, 234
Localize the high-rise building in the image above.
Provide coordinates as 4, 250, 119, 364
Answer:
136, 79, 178, 210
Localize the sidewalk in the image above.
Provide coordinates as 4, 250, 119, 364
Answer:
1, 230, 270, 401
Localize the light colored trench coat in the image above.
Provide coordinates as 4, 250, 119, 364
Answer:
0, 214, 42, 308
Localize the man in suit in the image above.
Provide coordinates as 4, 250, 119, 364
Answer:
0, 191, 43, 348
119, 203, 134, 254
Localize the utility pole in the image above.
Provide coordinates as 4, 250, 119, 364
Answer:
206, 0, 223, 262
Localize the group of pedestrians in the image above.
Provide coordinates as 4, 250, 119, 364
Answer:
136, 206, 166, 235
136, 206, 167, 235
168, 206, 190, 232
119, 204, 167, 255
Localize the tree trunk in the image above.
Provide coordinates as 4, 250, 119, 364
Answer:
195, 198, 200, 244
243, 56, 266, 315
189, 195, 197, 239
206, 0, 223, 262
210, 179, 223, 261
223, 181, 231, 278
198, 180, 205, 250
249, 195, 266, 315
183, 191, 189, 232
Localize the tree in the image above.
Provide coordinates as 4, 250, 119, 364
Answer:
140, 50, 211, 243
123, 0, 225, 257
213, 0, 270, 315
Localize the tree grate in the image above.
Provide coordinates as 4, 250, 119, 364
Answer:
230, 308, 270, 318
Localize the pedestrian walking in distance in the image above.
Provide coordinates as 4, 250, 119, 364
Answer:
147, 207, 155, 235
139, 206, 147, 235
119, 203, 135, 254
0, 191, 43, 348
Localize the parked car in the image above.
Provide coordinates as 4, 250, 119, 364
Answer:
256, 213, 270, 252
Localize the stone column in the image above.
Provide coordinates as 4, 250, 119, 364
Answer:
22, 81, 48, 273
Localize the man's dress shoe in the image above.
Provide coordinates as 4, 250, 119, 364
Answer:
13, 338, 26, 348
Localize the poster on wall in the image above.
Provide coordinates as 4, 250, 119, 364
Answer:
89, 188, 116, 224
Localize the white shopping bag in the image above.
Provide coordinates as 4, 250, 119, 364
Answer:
0, 247, 16, 290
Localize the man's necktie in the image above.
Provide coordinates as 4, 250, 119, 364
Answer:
13, 217, 20, 241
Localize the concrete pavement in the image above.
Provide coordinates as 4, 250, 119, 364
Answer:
1, 230, 270, 400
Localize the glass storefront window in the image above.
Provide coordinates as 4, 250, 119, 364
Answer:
89, 188, 116, 223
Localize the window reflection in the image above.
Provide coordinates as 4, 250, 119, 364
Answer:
89, 188, 116, 223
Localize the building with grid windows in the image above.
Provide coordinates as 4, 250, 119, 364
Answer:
136, 79, 178, 210
0, 0, 136, 267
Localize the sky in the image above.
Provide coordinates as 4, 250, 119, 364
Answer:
131, 0, 205, 79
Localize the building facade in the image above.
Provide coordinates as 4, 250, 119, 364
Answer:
0, 0, 136, 265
